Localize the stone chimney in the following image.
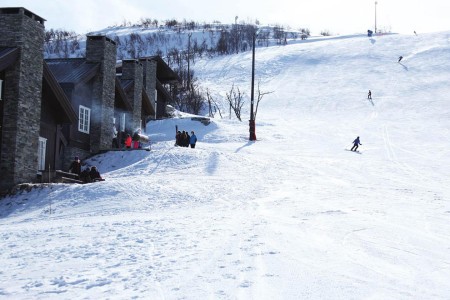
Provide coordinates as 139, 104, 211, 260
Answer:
0, 7, 45, 190
122, 59, 143, 130
85, 35, 116, 152
140, 58, 157, 109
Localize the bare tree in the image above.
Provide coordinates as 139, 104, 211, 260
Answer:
254, 80, 274, 121
182, 81, 204, 115
206, 88, 222, 118
225, 84, 245, 121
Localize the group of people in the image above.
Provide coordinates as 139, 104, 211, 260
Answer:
175, 130, 197, 148
113, 123, 146, 149
124, 130, 143, 149
79, 166, 103, 183
68, 156, 103, 183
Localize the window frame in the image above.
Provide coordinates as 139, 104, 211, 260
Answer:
37, 136, 47, 171
78, 105, 91, 134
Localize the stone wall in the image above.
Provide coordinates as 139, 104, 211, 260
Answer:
140, 59, 157, 111
0, 8, 45, 190
122, 60, 143, 130
85, 36, 116, 153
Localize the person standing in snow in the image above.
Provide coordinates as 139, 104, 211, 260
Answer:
398, 56, 403, 62
190, 131, 197, 148
368, 90, 372, 99
112, 123, 119, 148
350, 136, 362, 152
125, 134, 132, 149
132, 129, 141, 149
185, 131, 190, 147
68, 156, 82, 175
175, 130, 181, 146
181, 131, 189, 147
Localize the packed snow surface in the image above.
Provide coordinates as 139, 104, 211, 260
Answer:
1, 31, 450, 299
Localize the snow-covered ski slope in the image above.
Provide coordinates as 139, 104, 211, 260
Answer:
1, 31, 449, 299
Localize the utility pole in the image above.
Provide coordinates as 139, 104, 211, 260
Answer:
374, 1, 378, 34
249, 29, 256, 141
187, 32, 192, 91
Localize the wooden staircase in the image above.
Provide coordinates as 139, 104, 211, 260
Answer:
39, 170, 84, 184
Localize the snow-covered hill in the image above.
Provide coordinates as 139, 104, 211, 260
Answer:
1, 31, 450, 299
45, 24, 309, 59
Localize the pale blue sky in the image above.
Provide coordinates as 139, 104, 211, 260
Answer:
2, 0, 449, 34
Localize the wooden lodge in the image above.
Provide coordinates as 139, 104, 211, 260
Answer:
0, 7, 180, 191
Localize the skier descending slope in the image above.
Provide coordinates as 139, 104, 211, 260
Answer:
350, 136, 362, 152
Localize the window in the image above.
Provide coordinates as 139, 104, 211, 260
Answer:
120, 113, 125, 131
38, 137, 47, 171
78, 105, 91, 133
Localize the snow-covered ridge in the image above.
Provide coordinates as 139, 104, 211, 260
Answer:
45, 23, 327, 60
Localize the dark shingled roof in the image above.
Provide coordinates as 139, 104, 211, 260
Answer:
142, 88, 155, 116
0, 47, 19, 72
116, 56, 180, 84
45, 58, 99, 87
115, 77, 133, 111
119, 79, 134, 92
42, 61, 77, 124
155, 79, 173, 103
141, 56, 181, 84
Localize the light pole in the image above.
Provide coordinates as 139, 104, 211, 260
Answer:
249, 29, 256, 141
374, 1, 378, 34
187, 32, 192, 91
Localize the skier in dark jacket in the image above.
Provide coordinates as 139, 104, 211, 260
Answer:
350, 136, 362, 152
398, 56, 403, 62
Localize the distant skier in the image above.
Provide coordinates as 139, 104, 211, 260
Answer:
367, 90, 372, 99
350, 136, 362, 152
414, 31, 417, 36
398, 56, 403, 63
